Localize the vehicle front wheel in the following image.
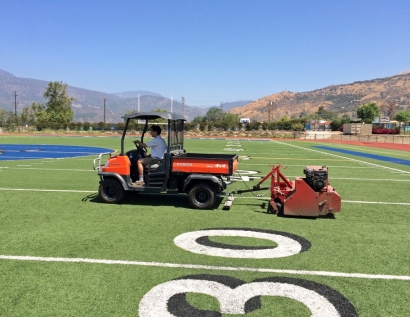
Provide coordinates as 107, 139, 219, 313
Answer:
188, 183, 215, 209
99, 179, 125, 204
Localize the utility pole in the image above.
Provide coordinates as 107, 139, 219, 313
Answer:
13, 91, 18, 124
103, 98, 106, 129
268, 101, 275, 123
181, 97, 185, 117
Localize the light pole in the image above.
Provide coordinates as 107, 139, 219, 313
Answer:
268, 101, 275, 123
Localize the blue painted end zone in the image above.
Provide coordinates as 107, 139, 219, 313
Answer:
0, 144, 113, 161
314, 145, 410, 166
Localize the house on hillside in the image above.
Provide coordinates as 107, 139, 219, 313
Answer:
372, 116, 398, 129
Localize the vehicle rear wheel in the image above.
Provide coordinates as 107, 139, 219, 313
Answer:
99, 179, 124, 203
275, 201, 284, 216
188, 183, 215, 209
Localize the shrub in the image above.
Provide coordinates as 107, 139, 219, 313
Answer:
372, 127, 398, 134
330, 119, 341, 131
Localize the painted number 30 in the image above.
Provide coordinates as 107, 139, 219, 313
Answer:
139, 275, 357, 317
138, 229, 357, 316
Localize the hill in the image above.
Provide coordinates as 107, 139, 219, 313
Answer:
2, 68, 410, 123
0, 70, 207, 122
229, 73, 410, 122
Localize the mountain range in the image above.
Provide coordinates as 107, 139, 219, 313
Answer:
1, 69, 410, 123
229, 71, 410, 122
0, 69, 251, 122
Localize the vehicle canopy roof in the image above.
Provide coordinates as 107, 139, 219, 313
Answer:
123, 111, 186, 121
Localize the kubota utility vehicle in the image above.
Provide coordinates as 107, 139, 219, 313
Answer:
93, 112, 238, 209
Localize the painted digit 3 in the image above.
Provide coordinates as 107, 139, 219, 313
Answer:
138, 274, 358, 316
173, 228, 311, 258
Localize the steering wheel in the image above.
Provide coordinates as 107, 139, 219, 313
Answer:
134, 141, 147, 153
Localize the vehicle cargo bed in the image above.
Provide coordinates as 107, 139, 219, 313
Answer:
171, 153, 238, 175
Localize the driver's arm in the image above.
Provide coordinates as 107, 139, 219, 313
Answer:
133, 140, 147, 148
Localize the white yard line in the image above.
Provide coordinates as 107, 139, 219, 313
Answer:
342, 200, 410, 205
0, 254, 409, 281
272, 141, 410, 175
0, 188, 408, 205
331, 178, 410, 181
0, 188, 95, 193
240, 164, 374, 169
4, 167, 95, 172
221, 196, 410, 205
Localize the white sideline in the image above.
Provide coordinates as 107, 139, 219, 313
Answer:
0, 187, 409, 205
0, 188, 95, 193
225, 196, 410, 205
1, 255, 409, 281
272, 141, 410, 175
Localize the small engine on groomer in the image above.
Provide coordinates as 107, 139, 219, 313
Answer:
232, 164, 341, 217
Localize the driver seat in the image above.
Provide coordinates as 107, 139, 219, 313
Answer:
146, 158, 163, 171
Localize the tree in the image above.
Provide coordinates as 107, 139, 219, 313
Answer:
379, 102, 388, 116
222, 113, 240, 129
192, 115, 203, 123
356, 102, 379, 123
204, 107, 224, 122
315, 106, 338, 120
387, 101, 397, 118
394, 110, 410, 123
330, 119, 341, 131
0, 108, 5, 127
341, 114, 351, 124
21, 103, 37, 127
31, 102, 48, 130
298, 110, 309, 118
276, 116, 292, 130
43, 81, 75, 129
1, 111, 17, 130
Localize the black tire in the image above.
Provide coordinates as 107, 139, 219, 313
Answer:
267, 201, 283, 215
99, 179, 125, 204
188, 183, 215, 209
275, 201, 284, 216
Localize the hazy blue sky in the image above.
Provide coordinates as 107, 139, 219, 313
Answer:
1, 0, 409, 107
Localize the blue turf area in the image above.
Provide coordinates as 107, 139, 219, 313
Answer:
314, 145, 410, 166
0, 144, 113, 161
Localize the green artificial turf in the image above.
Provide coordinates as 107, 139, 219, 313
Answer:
1, 136, 410, 316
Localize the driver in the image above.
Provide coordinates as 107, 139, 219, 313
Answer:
133, 125, 167, 186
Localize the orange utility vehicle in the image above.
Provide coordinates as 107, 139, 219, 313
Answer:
93, 112, 238, 209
